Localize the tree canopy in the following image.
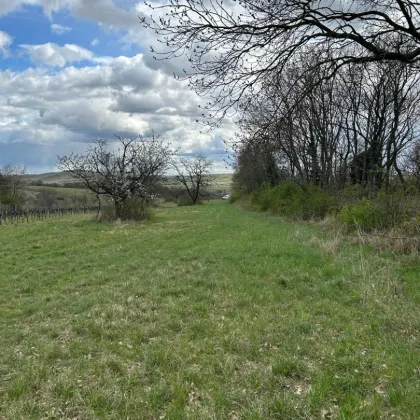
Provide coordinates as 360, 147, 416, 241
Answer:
144, 0, 420, 123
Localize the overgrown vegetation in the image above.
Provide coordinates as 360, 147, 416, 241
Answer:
250, 183, 333, 220
0, 165, 27, 206
140, 0, 420, 250
1, 202, 419, 418
241, 182, 420, 253
227, 58, 420, 251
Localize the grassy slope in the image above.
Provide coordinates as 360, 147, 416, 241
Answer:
24, 172, 78, 185
0, 202, 419, 419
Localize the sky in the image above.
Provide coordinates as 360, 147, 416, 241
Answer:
0, 0, 234, 173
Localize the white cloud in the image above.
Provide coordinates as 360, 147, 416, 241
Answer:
51, 23, 72, 35
0, 1, 140, 29
20, 43, 94, 67
0, 53, 235, 168
0, 2, 236, 171
0, 30, 13, 56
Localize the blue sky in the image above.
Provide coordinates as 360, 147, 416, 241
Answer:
1, 6, 127, 70
0, 1, 232, 173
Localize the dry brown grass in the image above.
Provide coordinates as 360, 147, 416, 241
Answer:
313, 214, 420, 255
307, 232, 342, 257
353, 223, 420, 255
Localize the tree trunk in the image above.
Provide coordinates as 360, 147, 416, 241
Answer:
115, 200, 124, 219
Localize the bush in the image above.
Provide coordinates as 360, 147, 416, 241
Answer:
97, 197, 153, 222
177, 196, 195, 206
120, 197, 153, 221
337, 198, 381, 231
250, 185, 272, 211
337, 192, 416, 231
229, 191, 242, 203
250, 183, 334, 220
97, 204, 116, 222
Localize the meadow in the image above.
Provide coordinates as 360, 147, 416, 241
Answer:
0, 201, 419, 419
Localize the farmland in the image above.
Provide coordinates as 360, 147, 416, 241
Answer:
26, 185, 92, 197
25, 172, 233, 192
0, 201, 419, 419
22, 173, 233, 208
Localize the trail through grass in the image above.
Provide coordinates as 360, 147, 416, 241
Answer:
0, 202, 419, 419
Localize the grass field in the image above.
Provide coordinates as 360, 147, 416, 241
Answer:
0, 202, 419, 419
26, 185, 92, 197
24, 172, 79, 185
25, 172, 233, 191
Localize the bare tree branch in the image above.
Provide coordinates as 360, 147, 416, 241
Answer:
57, 134, 175, 219
173, 155, 215, 204
143, 0, 420, 124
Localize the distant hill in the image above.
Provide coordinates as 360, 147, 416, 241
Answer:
25, 172, 233, 190
24, 172, 79, 185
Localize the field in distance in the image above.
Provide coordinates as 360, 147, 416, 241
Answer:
24, 172, 79, 185
0, 201, 419, 418
25, 171, 232, 186
25, 172, 232, 194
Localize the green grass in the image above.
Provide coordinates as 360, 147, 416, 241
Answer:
0, 202, 419, 419
26, 185, 91, 197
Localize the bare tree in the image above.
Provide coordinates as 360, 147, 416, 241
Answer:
0, 165, 27, 206
173, 155, 214, 204
233, 56, 420, 194
144, 1, 420, 123
405, 139, 420, 188
57, 135, 174, 219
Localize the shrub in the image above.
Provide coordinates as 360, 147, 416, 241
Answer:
302, 185, 335, 219
97, 204, 116, 222
337, 198, 380, 231
250, 186, 272, 211
250, 183, 334, 220
337, 192, 413, 231
177, 196, 195, 206
97, 197, 153, 222
228, 191, 242, 203
336, 184, 367, 205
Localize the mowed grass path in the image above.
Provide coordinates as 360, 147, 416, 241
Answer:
0, 202, 419, 419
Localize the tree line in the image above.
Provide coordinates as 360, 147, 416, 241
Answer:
142, 0, 420, 197
232, 59, 420, 194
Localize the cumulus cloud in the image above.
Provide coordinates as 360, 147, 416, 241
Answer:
0, 1, 235, 171
0, 53, 234, 169
19, 43, 94, 67
51, 23, 72, 35
0, 30, 13, 56
0, 0, 140, 29
1, 1, 195, 77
